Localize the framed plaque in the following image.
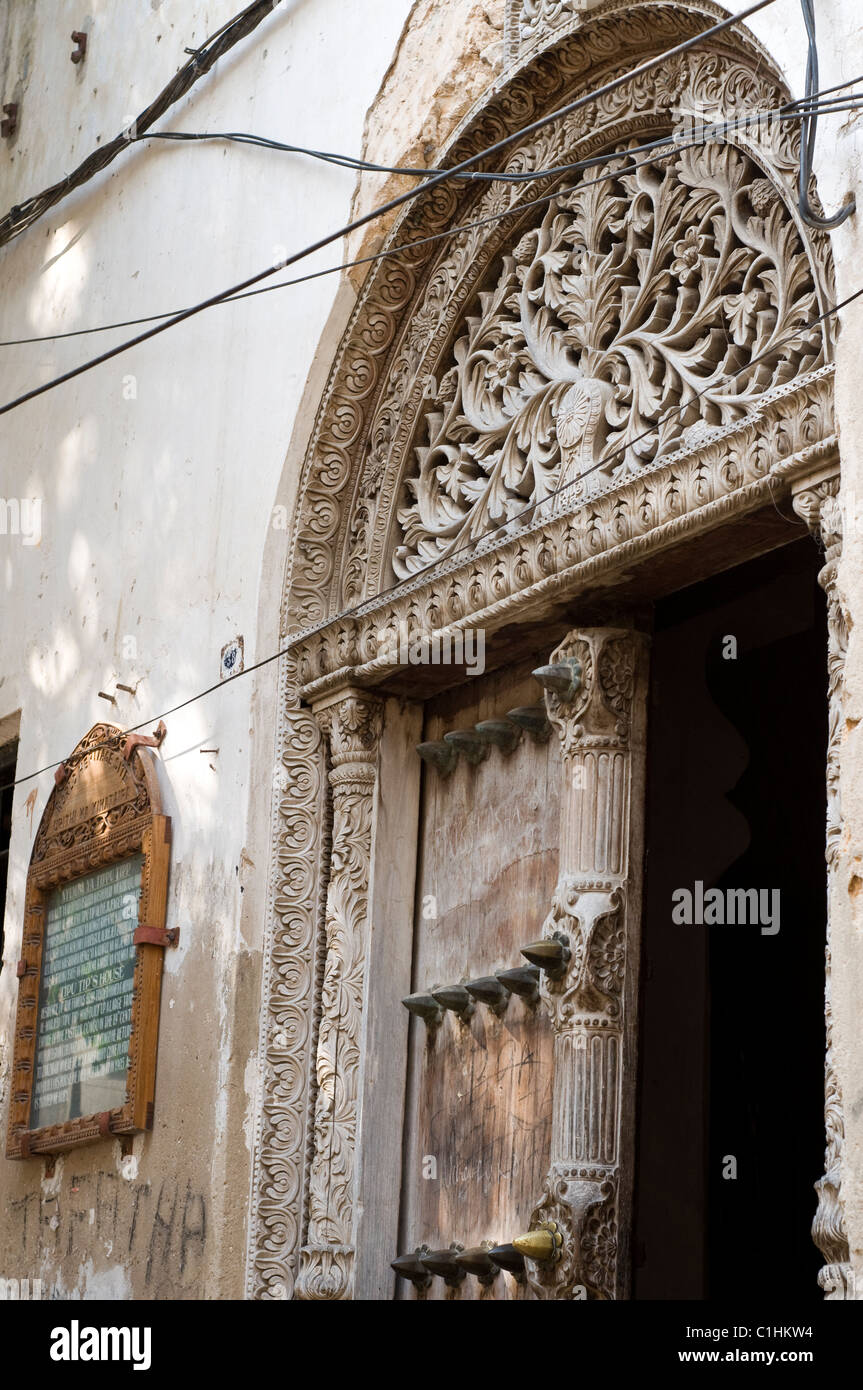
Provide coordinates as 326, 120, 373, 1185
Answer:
6, 723, 173, 1159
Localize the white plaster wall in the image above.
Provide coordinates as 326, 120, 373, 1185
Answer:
0, 0, 412, 1299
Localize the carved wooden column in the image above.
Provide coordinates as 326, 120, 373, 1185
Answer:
525, 627, 649, 1300
792, 470, 853, 1300
296, 688, 383, 1301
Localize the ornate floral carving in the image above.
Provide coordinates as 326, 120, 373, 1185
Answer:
505, 0, 765, 64
540, 876, 624, 1024
525, 1170, 617, 1299
506, 0, 607, 61
338, 33, 826, 604
792, 473, 851, 1300
295, 693, 382, 1301
579, 1185, 618, 1300
296, 370, 835, 707
393, 138, 823, 576
246, 655, 325, 1300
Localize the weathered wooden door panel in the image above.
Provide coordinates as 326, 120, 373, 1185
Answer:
399, 657, 559, 1299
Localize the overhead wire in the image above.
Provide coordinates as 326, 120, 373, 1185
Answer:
7, 97, 861, 348
10, 277, 863, 792
0, 0, 778, 414
797, 0, 855, 229
0, 92, 859, 353
0, 0, 284, 250
8, 98, 862, 348
137, 66, 863, 183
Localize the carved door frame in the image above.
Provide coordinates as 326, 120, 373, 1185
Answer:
246, 0, 850, 1299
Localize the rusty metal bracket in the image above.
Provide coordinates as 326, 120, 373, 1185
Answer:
96, 1111, 112, 1136
54, 761, 69, 786
122, 720, 166, 761
133, 924, 179, 948
16, 959, 26, 978
1, 103, 18, 138
71, 31, 87, 64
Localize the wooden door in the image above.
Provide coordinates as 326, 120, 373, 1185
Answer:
398, 654, 559, 1300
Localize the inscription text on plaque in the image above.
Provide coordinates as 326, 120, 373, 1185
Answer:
31, 857, 142, 1129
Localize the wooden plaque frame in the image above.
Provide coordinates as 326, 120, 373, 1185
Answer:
6, 723, 172, 1159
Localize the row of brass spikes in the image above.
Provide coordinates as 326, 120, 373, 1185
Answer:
402, 936, 571, 1025
414, 658, 581, 776
391, 1240, 535, 1288
403, 964, 541, 1025
392, 1226, 563, 1288
415, 704, 551, 775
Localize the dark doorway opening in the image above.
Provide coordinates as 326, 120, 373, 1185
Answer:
633, 537, 827, 1299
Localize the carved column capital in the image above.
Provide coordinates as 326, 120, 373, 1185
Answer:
792, 470, 843, 588
313, 688, 383, 777
791, 468, 840, 540
544, 627, 648, 756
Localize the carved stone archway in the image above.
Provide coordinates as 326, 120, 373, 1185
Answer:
246, 0, 848, 1299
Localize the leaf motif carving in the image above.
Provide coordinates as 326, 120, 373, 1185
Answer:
394, 142, 824, 578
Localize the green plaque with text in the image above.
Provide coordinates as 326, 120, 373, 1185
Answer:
30, 857, 143, 1129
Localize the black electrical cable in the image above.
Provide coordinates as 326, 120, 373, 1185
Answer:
797, 0, 855, 229
0, 0, 283, 250
11, 278, 862, 792
11, 100, 858, 350
141, 63, 863, 180
138, 83, 863, 184
0, 0, 777, 415
9, 99, 858, 349
139, 129, 515, 180
3, 100, 858, 359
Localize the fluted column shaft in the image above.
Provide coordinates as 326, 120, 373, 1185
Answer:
527, 627, 649, 1300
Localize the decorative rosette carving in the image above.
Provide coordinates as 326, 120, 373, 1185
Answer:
545, 628, 644, 751
524, 1168, 617, 1300
540, 876, 625, 1025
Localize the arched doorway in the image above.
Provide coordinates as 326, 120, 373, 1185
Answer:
246, 0, 847, 1300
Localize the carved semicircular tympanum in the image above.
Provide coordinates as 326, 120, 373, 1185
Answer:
391, 135, 826, 578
